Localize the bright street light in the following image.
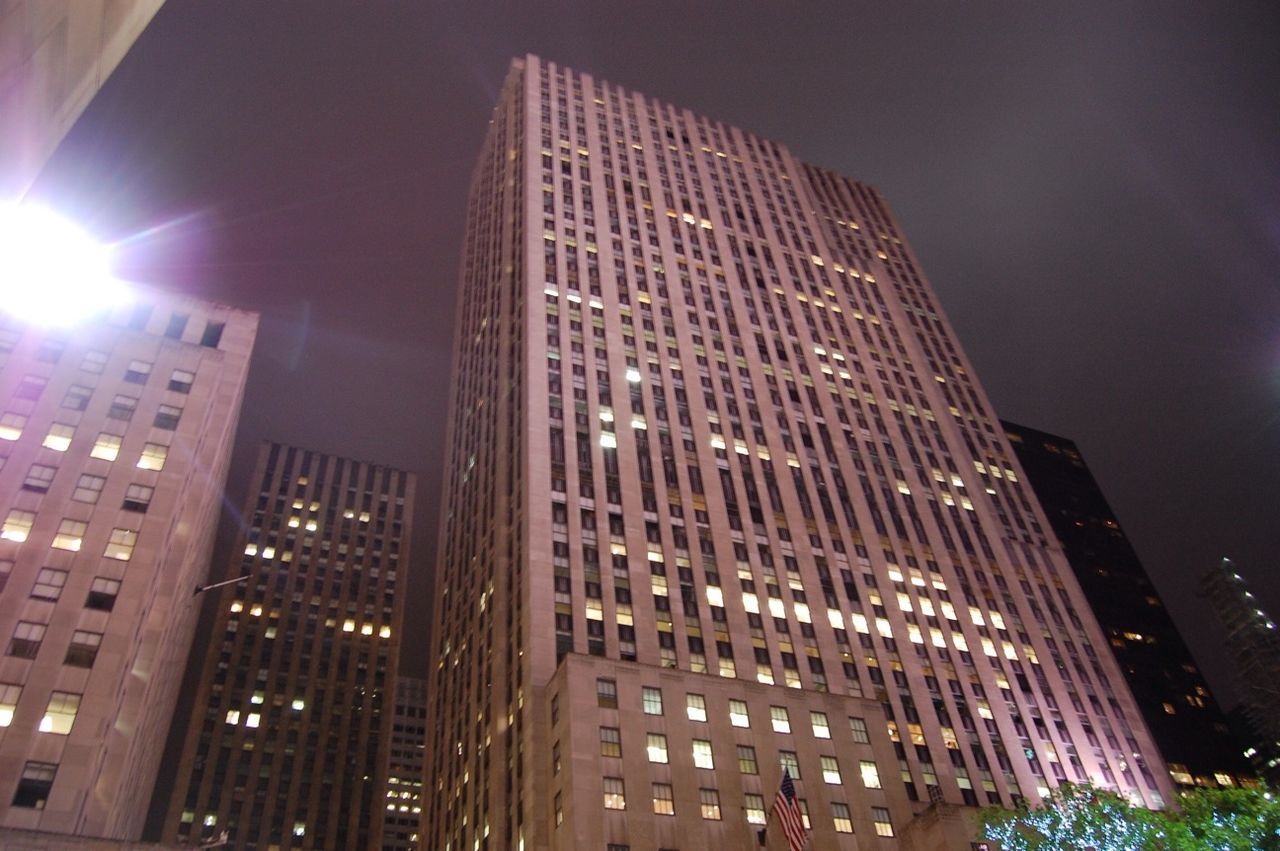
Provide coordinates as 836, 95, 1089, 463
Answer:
0, 202, 131, 327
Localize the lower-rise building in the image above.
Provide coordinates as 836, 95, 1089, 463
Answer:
151, 441, 414, 850
382, 675, 425, 851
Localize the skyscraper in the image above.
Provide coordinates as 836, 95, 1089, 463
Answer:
426, 55, 1173, 851
1002, 421, 1249, 788
383, 675, 426, 851
153, 442, 415, 850
0, 292, 256, 838
1201, 558, 1280, 774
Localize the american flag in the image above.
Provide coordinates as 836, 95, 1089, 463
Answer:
771, 769, 807, 850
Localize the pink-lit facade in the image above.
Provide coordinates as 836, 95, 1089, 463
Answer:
426, 55, 1172, 851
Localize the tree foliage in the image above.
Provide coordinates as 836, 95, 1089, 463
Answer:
979, 782, 1280, 851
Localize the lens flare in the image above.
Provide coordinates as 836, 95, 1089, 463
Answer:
0, 203, 132, 327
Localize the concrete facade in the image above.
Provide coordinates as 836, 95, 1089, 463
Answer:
0, 0, 165, 198
0, 293, 257, 838
425, 54, 1174, 851
155, 442, 415, 850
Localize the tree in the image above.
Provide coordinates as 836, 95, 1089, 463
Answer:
980, 783, 1280, 850
980, 783, 1166, 850
1163, 786, 1280, 851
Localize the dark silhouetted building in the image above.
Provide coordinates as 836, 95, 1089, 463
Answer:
154, 442, 414, 849
1201, 558, 1280, 781
1004, 422, 1250, 788
425, 54, 1174, 851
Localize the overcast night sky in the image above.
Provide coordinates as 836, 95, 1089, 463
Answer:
29, 2, 1280, 705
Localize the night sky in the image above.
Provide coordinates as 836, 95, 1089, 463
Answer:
30, 3, 1280, 707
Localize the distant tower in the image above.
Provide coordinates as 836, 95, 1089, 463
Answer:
383, 675, 426, 851
0, 293, 256, 838
154, 442, 415, 850
1200, 559, 1280, 747
425, 54, 1173, 851
1004, 422, 1250, 787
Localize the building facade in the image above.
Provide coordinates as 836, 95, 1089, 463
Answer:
425, 54, 1174, 851
154, 442, 414, 850
1002, 421, 1249, 788
383, 675, 426, 851
1, 0, 165, 198
0, 293, 256, 838
1201, 558, 1280, 779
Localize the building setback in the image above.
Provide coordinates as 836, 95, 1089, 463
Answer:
1003, 422, 1249, 788
425, 54, 1174, 851
382, 675, 426, 851
0, 294, 256, 838
154, 442, 414, 850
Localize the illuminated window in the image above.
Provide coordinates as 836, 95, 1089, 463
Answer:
860, 760, 882, 789
652, 783, 674, 815
2, 510, 35, 542
39, 691, 80, 734
30, 568, 67, 600
779, 751, 800, 780
646, 733, 668, 763
728, 698, 750, 727
0, 683, 22, 726
0, 412, 26, 440
292, 822, 305, 838
771, 705, 791, 733
86, 577, 120, 611
811, 711, 831, 738
872, 807, 894, 837
603, 777, 626, 810
686, 693, 707, 721
745, 793, 767, 824
832, 802, 854, 833
699, 788, 722, 820
137, 443, 167, 470
22, 463, 56, 493
52, 519, 87, 551
225, 710, 240, 725
8, 621, 45, 658
64, 630, 101, 667
642, 686, 663, 715
692, 739, 714, 769
245, 713, 260, 728
849, 716, 870, 744
153, 404, 182, 430
169, 369, 196, 393
90, 433, 121, 460
103, 528, 138, 560
737, 745, 758, 774
42, 423, 74, 451
821, 756, 842, 784
599, 726, 622, 757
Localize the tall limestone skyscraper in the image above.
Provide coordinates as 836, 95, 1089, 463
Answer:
425, 55, 1172, 850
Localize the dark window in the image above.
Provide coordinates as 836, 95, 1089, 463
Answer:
201, 321, 225, 348
12, 762, 57, 809
165, 313, 190, 339
86, 577, 120, 611
153, 405, 181, 430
